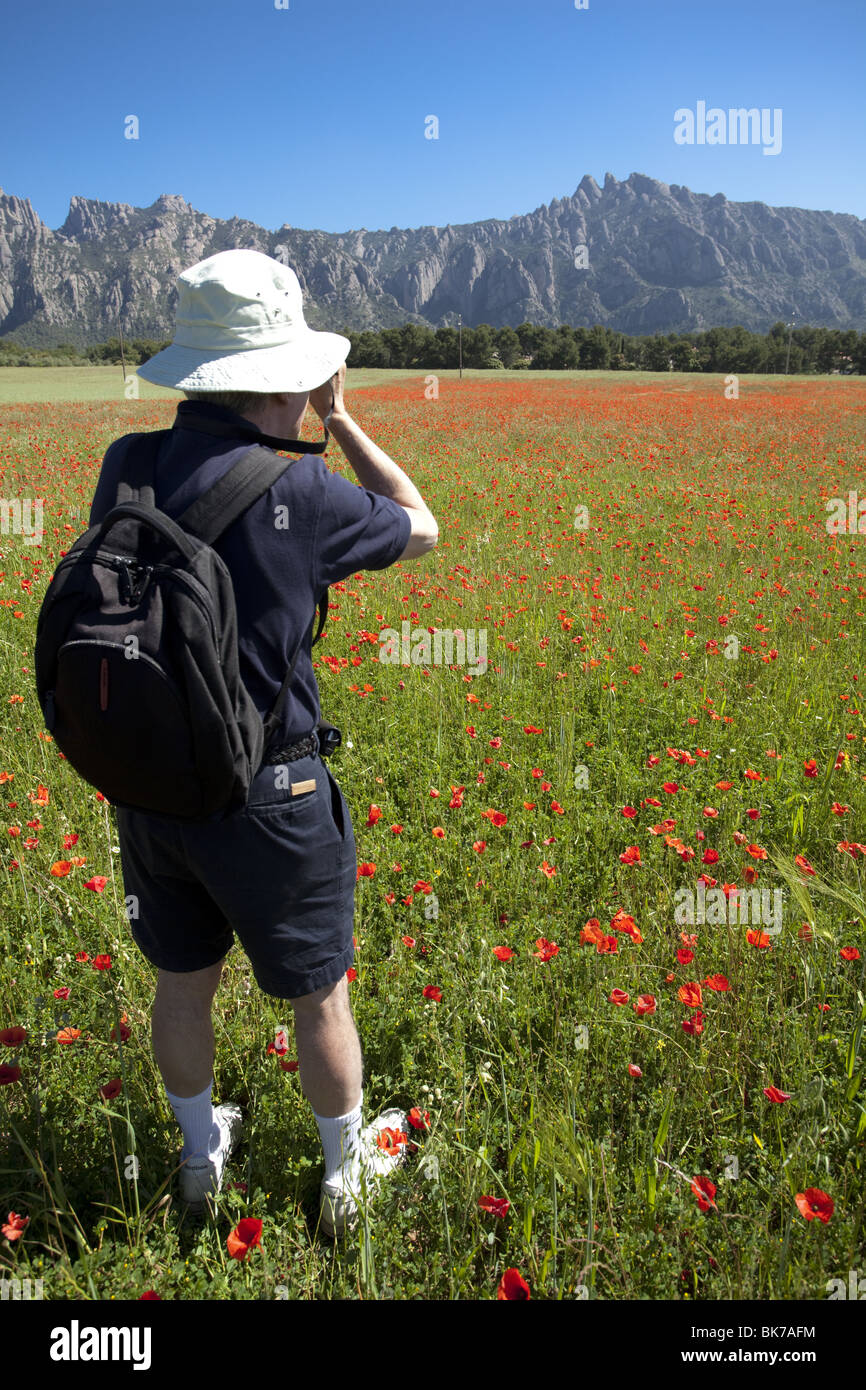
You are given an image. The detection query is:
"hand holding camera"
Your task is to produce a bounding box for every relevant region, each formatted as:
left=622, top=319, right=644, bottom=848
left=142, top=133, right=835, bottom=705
left=309, top=362, right=348, bottom=428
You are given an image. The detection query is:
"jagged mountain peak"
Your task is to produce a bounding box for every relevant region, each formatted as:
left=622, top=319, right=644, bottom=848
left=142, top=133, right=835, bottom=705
left=1, top=175, right=864, bottom=348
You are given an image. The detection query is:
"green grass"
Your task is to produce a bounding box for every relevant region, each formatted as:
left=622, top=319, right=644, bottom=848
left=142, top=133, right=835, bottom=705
left=1, top=364, right=860, bottom=403
left=0, top=372, right=864, bottom=1301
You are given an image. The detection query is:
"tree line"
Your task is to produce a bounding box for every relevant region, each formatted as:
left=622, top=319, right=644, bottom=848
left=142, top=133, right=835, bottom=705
left=1, top=320, right=863, bottom=374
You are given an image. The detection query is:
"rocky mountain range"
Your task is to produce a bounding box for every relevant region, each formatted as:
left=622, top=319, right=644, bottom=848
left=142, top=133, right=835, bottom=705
left=1, top=171, right=865, bottom=347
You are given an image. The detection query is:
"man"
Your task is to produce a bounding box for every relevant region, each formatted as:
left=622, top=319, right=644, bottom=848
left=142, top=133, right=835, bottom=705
left=88, top=248, right=438, bottom=1236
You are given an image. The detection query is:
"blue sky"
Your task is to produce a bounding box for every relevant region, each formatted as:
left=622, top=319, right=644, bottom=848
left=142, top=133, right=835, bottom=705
left=2, top=0, right=864, bottom=234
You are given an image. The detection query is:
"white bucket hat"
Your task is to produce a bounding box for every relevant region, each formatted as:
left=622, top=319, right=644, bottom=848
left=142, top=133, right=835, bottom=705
left=135, top=248, right=351, bottom=394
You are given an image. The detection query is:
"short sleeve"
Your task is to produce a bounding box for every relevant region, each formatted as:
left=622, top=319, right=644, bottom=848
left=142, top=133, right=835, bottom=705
left=315, top=465, right=413, bottom=589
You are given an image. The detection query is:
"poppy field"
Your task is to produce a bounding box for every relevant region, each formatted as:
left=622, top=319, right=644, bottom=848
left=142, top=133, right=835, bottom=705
left=1, top=370, right=865, bottom=1302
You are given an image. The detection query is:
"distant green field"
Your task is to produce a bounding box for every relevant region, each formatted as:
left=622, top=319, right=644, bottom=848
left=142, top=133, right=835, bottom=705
left=0, top=364, right=858, bottom=404
left=0, top=366, right=416, bottom=403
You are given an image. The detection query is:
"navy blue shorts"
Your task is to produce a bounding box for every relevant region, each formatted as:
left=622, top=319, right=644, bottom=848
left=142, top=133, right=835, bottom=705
left=113, top=733, right=358, bottom=999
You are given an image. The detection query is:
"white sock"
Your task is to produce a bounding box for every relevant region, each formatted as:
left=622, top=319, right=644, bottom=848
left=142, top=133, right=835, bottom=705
left=314, top=1093, right=363, bottom=1186
left=166, top=1079, right=220, bottom=1162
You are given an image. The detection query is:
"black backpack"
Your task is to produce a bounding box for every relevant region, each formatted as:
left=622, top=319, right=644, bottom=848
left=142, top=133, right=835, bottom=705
left=34, top=420, right=329, bottom=822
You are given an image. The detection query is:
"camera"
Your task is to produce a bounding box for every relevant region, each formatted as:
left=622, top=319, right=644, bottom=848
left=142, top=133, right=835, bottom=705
left=316, top=719, right=342, bottom=759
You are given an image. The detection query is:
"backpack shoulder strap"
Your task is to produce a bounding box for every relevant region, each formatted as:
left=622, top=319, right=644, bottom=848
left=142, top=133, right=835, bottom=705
left=261, top=588, right=329, bottom=753
left=176, top=444, right=292, bottom=545
left=113, top=430, right=172, bottom=509
left=174, top=441, right=331, bottom=750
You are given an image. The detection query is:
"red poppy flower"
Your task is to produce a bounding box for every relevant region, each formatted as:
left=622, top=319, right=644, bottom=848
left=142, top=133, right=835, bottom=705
left=492, top=946, right=514, bottom=961
left=794, top=854, right=816, bottom=877
left=279, top=1058, right=299, bottom=1072
left=376, top=1127, right=407, bottom=1157
left=497, top=1267, right=531, bottom=1300
left=479, top=1195, right=510, bottom=1218
left=795, top=1188, right=834, bottom=1223
left=110, top=1021, right=132, bottom=1042
left=407, top=1107, right=430, bottom=1130
left=0, top=1065, right=21, bottom=1085
left=628, top=1063, right=642, bottom=1078
left=422, top=986, right=442, bottom=1002
left=611, top=910, right=643, bottom=942
left=91, top=955, right=112, bottom=971
left=346, top=967, right=358, bottom=982
left=840, top=947, right=860, bottom=961
left=139, top=1290, right=161, bottom=1299
left=98, top=1078, right=122, bottom=1101
left=682, top=1011, right=705, bottom=1036
left=401, top=935, right=416, bottom=948
left=609, top=989, right=630, bottom=1006
left=227, top=1217, right=264, bottom=1260
left=357, top=863, right=376, bottom=878
left=763, top=1086, right=791, bottom=1103
left=75, top=951, right=89, bottom=962
left=702, top=974, right=730, bottom=992
left=1, top=1212, right=29, bottom=1241
left=54, top=987, right=70, bottom=1001
left=0, top=1027, right=26, bottom=1046
left=678, top=982, right=703, bottom=1008
left=746, top=929, right=772, bottom=949
left=691, top=1176, right=717, bottom=1211
left=580, top=918, right=603, bottom=944
left=534, top=938, right=559, bottom=962
left=56, top=1027, right=81, bottom=1044
left=633, top=994, right=656, bottom=1016
left=677, top=949, right=694, bottom=965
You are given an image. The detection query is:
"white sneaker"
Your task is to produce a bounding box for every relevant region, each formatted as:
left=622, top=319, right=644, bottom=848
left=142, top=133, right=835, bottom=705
left=179, top=1103, right=244, bottom=1213
left=319, top=1107, right=408, bottom=1238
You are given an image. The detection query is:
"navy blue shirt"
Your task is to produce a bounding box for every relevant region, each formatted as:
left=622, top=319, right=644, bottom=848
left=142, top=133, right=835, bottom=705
left=89, top=401, right=412, bottom=746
